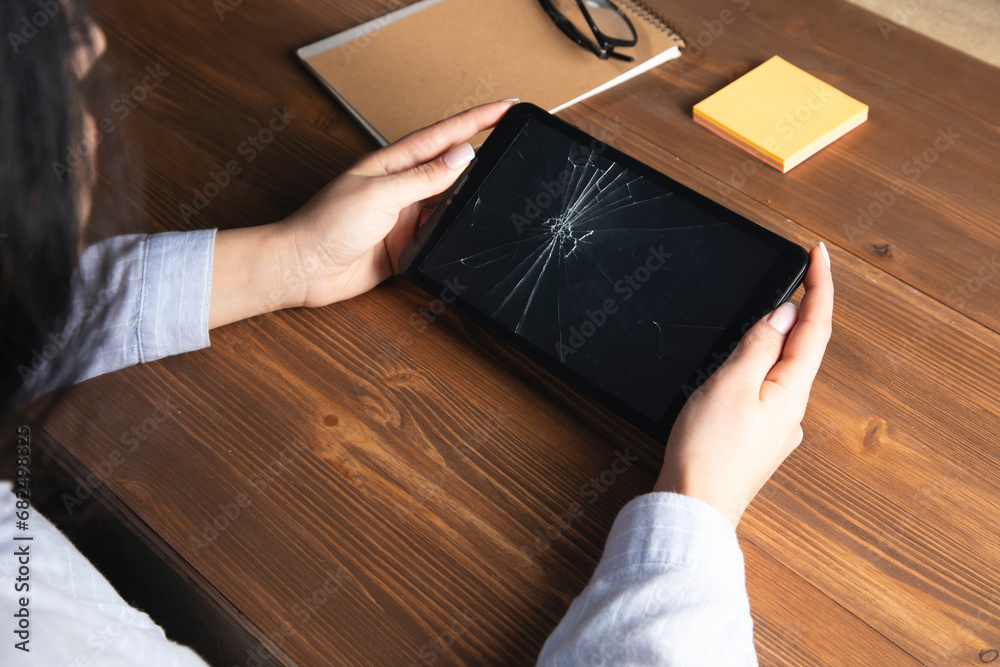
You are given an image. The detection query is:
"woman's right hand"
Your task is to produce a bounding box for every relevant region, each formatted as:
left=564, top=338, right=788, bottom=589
left=654, top=243, right=835, bottom=528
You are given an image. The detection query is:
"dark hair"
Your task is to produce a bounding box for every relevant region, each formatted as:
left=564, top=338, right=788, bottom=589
left=0, top=0, right=133, bottom=412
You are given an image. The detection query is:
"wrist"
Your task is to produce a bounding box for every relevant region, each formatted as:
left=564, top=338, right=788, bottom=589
left=208, top=222, right=305, bottom=329
left=270, top=219, right=309, bottom=311
left=653, top=468, right=744, bottom=530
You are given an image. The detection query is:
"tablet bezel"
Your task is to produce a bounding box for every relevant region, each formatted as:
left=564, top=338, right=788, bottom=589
left=400, top=103, right=809, bottom=441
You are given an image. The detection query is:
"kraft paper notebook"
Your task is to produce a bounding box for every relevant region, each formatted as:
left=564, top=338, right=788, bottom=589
left=297, top=0, right=685, bottom=146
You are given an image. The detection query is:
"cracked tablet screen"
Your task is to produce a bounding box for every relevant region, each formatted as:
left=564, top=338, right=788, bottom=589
left=419, top=118, right=779, bottom=421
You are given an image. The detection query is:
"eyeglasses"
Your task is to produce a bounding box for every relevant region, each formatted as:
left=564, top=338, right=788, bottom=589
left=537, top=0, right=638, bottom=62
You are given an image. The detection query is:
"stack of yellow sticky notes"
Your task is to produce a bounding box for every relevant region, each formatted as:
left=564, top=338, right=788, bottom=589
left=693, top=56, right=868, bottom=173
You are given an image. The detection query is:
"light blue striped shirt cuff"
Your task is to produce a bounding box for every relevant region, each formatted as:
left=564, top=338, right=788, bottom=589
left=21, top=230, right=216, bottom=398
left=537, top=492, right=757, bottom=666
left=134, top=231, right=215, bottom=365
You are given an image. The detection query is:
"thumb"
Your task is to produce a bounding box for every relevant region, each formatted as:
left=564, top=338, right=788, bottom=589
left=714, top=301, right=799, bottom=387
left=383, top=142, right=475, bottom=209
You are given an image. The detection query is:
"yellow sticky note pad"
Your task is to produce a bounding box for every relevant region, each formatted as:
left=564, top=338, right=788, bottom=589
left=693, top=56, right=868, bottom=172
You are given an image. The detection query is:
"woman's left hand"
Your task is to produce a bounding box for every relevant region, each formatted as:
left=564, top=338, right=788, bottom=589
left=282, top=99, right=516, bottom=307
left=209, top=99, right=516, bottom=329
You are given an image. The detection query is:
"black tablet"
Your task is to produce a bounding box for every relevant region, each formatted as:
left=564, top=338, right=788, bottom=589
left=400, top=103, right=808, bottom=441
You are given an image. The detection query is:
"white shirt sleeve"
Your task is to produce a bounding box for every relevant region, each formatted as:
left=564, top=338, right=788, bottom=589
left=0, top=482, right=209, bottom=666
left=537, top=492, right=757, bottom=666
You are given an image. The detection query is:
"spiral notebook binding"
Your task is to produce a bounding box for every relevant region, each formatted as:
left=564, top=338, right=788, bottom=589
left=621, top=0, right=685, bottom=46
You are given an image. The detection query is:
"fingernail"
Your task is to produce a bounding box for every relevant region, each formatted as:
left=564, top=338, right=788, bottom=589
left=819, top=241, right=831, bottom=269
left=500, top=97, right=520, bottom=103
left=767, top=301, right=798, bottom=335
left=443, top=142, right=475, bottom=170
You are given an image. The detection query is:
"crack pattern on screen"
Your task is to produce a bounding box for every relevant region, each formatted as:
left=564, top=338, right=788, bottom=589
left=490, top=150, right=687, bottom=331
left=418, top=131, right=779, bottom=420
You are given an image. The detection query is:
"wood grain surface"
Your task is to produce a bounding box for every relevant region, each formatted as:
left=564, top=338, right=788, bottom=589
left=11, top=0, right=1000, bottom=665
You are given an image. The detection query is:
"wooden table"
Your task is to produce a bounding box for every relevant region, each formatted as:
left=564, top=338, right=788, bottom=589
left=15, top=0, right=1000, bottom=664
